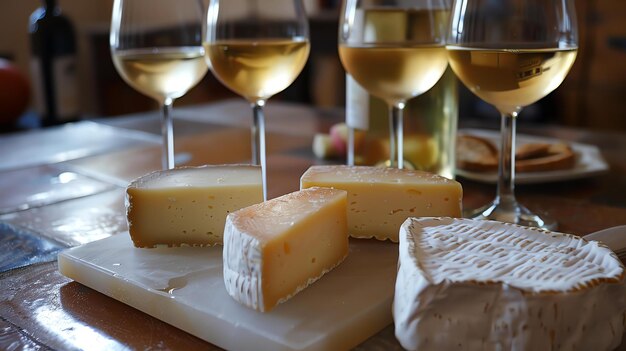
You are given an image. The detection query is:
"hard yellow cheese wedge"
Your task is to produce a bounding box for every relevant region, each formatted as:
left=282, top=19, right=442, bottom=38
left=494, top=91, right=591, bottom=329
left=300, top=165, right=462, bottom=242
left=126, top=165, right=263, bottom=248
left=223, top=187, right=348, bottom=312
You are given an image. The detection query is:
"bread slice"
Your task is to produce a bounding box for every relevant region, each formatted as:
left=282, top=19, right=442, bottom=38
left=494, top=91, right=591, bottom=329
left=515, top=142, right=551, bottom=160
left=456, top=135, right=498, bottom=172
left=516, top=143, right=576, bottom=172
left=456, top=135, right=577, bottom=173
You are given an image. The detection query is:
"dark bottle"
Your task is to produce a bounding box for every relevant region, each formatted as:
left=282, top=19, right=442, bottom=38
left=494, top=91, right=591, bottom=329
left=29, top=0, right=80, bottom=126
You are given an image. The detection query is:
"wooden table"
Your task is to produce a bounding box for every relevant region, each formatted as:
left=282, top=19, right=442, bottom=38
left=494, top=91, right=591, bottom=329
left=1, top=100, right=625, bottom=350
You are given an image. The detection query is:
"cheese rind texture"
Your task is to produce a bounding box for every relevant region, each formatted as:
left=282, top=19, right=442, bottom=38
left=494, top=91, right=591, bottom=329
left=394, top=217, right=626, bottom=351
left=223, top=187, right=349, bottom=312
left=300, top=165, right=462, bottom=242
left=126, top=165, right=263, bottom=248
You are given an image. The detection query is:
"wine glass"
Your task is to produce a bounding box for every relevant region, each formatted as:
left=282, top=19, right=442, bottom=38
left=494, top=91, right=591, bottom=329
left=446, top=0, right=578, bottom=229
left=204, top=0, right=310, bottom=201
left=110, top=0, right=208, bottom=170
left=339, top=0, right=450, bottom=169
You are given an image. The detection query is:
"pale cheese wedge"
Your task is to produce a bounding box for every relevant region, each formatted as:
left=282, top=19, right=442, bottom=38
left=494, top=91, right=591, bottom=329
left=223, top=187, right=349, bottom=312
left=300, top=165, right=462, bottom=242
left=126, top=165, right=262, bottom=248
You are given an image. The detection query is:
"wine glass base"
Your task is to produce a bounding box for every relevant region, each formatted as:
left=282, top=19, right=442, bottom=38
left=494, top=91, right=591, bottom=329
left=464, top=201, right=557, bottom=231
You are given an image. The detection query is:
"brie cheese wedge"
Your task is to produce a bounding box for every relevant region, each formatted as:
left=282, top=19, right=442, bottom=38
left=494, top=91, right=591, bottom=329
left=223, top=187, right=349, bottom=312
left=394, top=217, right=626, bottom=351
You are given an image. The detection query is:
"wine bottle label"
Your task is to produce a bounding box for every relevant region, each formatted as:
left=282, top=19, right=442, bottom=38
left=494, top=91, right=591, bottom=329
left=345, top=74, right=369, bottom=130
left=29, top=55, right=79, bottom=122
left=53, top=55, right=79, bottom=120
left=29, top=58, right=46, bottom=116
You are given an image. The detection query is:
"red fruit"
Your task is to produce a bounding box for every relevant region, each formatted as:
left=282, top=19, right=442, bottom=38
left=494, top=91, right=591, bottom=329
left=329, top=123, right=349, bottom=155
left=0, top=59, right=30, bottom=126
left=329, top=123, right=367, bottom=156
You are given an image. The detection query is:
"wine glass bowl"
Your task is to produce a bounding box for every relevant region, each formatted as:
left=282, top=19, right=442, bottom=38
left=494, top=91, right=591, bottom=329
left=112, top=47, right=207, bottom=104
left=339, top=0, right=450, bottom=169
left=204, top=0, right=310, bottom=200
left=205, top=40, right=309, bottom=104
left=110, top=0, right=208, bottom=170
left=446, top=0, right=578, bottom=229
left=339, top=42, right=448, bottom=106
left=446, top=48, right=577, bottom=116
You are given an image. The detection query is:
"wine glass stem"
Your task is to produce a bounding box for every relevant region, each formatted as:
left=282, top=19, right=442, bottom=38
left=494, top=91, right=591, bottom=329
left=347, top=126, right=355, bottom=166
left=388, top=103, right=405, bottom=169
left=496, top=111, right=520, bottom=210
left=161, top=98, right=175, bottom=170
left=251, top=101, right=267, bottom=201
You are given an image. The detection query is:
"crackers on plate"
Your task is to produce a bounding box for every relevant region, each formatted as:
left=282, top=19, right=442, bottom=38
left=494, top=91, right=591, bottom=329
left=456, top=134, right=577, bottom=173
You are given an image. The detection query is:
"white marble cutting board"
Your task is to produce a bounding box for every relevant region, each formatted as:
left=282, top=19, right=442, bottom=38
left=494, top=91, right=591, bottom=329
left=58, top=233, right=398, bottom=351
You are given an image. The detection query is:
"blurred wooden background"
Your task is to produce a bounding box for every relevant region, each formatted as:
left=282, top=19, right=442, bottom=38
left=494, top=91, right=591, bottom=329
left=0, top=0, right=624, bottom=130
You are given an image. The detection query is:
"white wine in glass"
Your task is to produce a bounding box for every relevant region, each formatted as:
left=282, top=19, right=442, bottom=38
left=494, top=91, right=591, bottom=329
left=205, top=39, right=309, bottom=102
left=447, top=48, right=578, bottom=115
left=339, top=4, right=450, bottom=169
left=112, top=47, right=207, bottom=102
left=111, top=0, right=208, bottom=170
left=204, top=0, right=310, bottom=200
left=446, top=0, right=578, bottom=229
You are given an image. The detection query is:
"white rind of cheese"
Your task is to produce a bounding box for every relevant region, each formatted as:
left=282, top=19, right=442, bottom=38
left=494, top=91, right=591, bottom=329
left=394, top=217, right=626, bottom=351
left=126, top=164, right=262, bottom=248
left=223, top=187, right=349, bottom=312
left=300, top=165, right=462, bottom=242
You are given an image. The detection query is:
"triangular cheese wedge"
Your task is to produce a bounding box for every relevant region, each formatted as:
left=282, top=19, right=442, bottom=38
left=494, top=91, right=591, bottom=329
left=300, top=165, right=462, bottom=242
left=223, top=187, right=349, bottom=312
left=126, top=165, right=262, bottom=247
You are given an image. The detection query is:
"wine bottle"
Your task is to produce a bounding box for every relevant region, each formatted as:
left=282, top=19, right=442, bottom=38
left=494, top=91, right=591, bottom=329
left=29, top=0, right=80, bottom=126
left=346, top=68, right=458, bottom=180
left=344, top=6, right=458, bottom=179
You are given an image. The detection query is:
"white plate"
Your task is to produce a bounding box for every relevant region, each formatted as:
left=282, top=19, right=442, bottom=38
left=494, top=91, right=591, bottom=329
left=455, top=129, right=609, bottom=184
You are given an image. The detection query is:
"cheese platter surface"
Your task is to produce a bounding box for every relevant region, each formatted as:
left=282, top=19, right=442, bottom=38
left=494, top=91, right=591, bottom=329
left=58, top=233, right=399, bottom=351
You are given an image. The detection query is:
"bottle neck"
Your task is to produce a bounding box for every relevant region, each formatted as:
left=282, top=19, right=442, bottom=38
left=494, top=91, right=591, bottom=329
left=42, top=0, right=59, bottom=14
